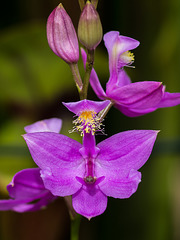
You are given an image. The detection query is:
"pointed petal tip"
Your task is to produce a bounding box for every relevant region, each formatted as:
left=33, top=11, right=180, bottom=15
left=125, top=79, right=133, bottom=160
left=158, top=82, right=163, bottom=88
left=136, top=40, right=140, bottom=47
left=58, top=3, right=63, bottom=8
left=151, top=130, right=160, bottom=135
left=21, top=134, right=26, bottom=139
left=22, top=133, right=29, bottom=141
left=146, top=130, right=160, bottom=139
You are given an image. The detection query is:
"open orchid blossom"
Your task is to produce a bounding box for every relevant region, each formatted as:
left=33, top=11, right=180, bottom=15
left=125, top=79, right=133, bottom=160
left=17, top=101, right=158, bottom=219
left=0, top=118, right=62, bottom=212
left=81, top=31, right=180, bottom=117
left=23, top=128, right=158, bottom=219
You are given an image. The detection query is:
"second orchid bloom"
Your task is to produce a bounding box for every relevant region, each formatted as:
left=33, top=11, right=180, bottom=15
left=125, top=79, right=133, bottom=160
left=82, top=31, right=180, bottom=117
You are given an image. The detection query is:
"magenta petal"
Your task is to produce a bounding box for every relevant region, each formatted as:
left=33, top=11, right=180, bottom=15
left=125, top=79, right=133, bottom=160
left=104, top=31, right=139, bottom=75
left=116, top=69, right=131, bottom=87
left=23, top=133, right=83, bottom=168
left=81, top=48, right=106, bottom=99
left=96, top=130, right=158, bottom=175
left=7, top=168, right=46, bottom=200
left=106, top=69, right=131, bottom=94
left=12, top=192, right=56, bottom=212
left=116, top=35, right=140, bottom=53
left=103, top=31, right=120, bottom=54
left=115, top=104, right=157, bottom=117
left=155, top=91, right=180, bottom=108
left=104, top=31, right=140, bottom=56
left=89, top=70, right=107, bottom=99
left=63, top=99, right=110, bottom=115
left=72, top=185, right=107, bottom=219
left=23, top=132, right=84, bottom=196
left=0, top=199, right=34, bottom=211
left=95, top=130, right=158, bottom=199
left=24, top=118, right=62, bottom=133
left=0, top=169, right=56, bottom=212
left=109, top=81, right=163, bottom=109
left=115, top=90, right=180, bottom=117
left=0, top=192, right=56, bottom=212
left=98, top=169, right=141, bottom=198
left=40, top=164, right=84, bottom=196
left=103, top=31, right=120, bottom=77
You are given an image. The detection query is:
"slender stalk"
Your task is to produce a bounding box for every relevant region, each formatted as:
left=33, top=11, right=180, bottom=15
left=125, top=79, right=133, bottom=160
left=81, top=49, right=95, bottom=99
left=64, top=196, right=77, bottom=219
left=78, top=0, right=85, bottom=10
left=70, top=63, right=83, bottom=97
left=64, top=196, right=81, bottom=240
left=71, top=215, right=82, bottom=240
left=98, top=101, right=114, bottom=121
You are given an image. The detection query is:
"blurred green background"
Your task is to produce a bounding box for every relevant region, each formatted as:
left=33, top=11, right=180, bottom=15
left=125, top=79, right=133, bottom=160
left=0, top=0, right=180, bottom=239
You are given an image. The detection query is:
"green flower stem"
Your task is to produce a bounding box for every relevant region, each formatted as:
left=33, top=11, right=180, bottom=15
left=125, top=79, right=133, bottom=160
left=64, top=196, right=81, bottom=240
left=81, top=49, right=95, bottom=99
left=70, top=63, right=83, bottom=97
left=71, top=215, right=82, bottom=240
left=78, top=0, right=85, bottom=10
left=98, top=101, right=114, bottom=121
left=64, top=196, right=77, bottom=219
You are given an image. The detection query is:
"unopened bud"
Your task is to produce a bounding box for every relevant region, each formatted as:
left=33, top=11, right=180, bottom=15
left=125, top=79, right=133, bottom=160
left=47, top=4, right=79, bottom=64
left=78, top=1, right=103, bottom=50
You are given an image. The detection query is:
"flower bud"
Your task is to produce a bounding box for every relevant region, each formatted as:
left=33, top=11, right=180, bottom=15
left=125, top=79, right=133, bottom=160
left=78, top=1, right=103, bottom=50
left=47, top=4, right=79, bottom=63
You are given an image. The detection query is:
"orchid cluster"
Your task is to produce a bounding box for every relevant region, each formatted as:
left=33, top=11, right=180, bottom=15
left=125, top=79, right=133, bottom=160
left=1, top=0, right=180, bottom=221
